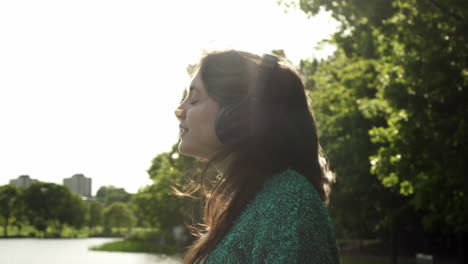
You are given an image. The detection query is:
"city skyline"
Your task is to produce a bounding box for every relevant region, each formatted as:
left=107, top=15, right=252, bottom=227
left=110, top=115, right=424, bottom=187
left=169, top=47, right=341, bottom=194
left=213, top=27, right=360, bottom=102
left=9, top=174, right=98, bottom=196
left=7, top=173, right=140, bottom=197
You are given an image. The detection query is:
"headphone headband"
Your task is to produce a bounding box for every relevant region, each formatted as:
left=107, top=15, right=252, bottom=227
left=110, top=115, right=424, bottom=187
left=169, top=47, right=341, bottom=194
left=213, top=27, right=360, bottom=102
left=215, top=53, right=279, bottom=143
left=261, top=53, right=279, bottom=69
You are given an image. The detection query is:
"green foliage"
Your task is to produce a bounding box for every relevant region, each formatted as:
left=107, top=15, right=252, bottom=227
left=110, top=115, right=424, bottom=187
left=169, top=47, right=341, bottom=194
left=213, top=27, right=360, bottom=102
left=62, top=191, right=87, bottom=229
left=88, top=201, right=104, bottom=229
left=91, top=238, right=178, bottom=255
left=11, top=190, right=28, bottom=234
left=91, top=230, right=180, bottom=255
left=132, top=183, right=184, bottom=231
left=302, top=50, right=403, bottom=239
left=103, top=202, right=136, bottom=232
left=0, top=224, right=94, bottom=238
left=133, top=143, right=196, bottom=231
left=298, top=0, right=468, bottom=234
left=96, top=186, right=132, bottom=206
left=0, top=185, right=22, bottom=237
left=271, top=49, right=286, bottom=58
left=23, top=182, right=86, bottom=235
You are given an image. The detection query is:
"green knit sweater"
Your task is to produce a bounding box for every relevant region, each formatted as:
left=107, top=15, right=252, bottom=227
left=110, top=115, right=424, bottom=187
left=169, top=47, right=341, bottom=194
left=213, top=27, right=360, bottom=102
left=204, top=169, right=340, bottom=264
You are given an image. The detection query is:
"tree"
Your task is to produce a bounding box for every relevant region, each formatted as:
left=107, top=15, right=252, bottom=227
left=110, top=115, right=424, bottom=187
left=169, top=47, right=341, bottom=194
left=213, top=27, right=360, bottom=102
left=60, top=191, right=87, bottom=230
left=132, top=182, right=186, bottom=231
left=132, top=141, right=198, bottom=237
left=96, top=186, right=132, bottom=206
left=134, top=143, right=194, bottom=230
left=292, top=0, right=468, bottom=262
left=103, top=202, right=136, bottom=233
left=297, top=0, right=468, bottom=232
left=11, top=190, right=28, bottom=236
left=88, top=201, right=104, bottom=231
left=23, top=182, right=86, bottom=236
left=0, top=185, right=21, bottom=237
left=301, top=53, right=407, bottom=248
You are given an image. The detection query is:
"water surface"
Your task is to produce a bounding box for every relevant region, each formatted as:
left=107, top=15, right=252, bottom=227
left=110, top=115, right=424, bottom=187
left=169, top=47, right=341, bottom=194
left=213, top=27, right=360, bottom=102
left=0, top=238, right=181, bottom=264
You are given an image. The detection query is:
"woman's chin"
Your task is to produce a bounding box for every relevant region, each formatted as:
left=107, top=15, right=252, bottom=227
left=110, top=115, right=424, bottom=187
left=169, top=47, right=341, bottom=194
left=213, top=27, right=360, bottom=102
left=178, top=142, right=188, bottom=155
left=178, top=143, right=196, bottom=158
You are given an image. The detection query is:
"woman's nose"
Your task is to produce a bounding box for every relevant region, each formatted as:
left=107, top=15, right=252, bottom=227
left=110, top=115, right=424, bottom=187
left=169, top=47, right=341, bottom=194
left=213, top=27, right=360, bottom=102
left=175, top=108, right=185, bottom=120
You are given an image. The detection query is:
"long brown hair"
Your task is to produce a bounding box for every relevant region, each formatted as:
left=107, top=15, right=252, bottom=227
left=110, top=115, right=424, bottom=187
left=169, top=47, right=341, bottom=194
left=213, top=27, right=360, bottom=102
left=181, top=50, right=335, bottom=263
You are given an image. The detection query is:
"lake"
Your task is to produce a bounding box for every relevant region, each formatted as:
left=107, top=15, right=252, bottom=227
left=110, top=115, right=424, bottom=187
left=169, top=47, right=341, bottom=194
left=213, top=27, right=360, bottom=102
left=0, top=238, right=182, bottom=264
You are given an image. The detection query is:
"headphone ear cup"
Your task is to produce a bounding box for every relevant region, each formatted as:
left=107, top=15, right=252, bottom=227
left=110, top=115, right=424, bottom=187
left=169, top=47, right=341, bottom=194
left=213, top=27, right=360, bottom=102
left=215, top=104, right=239, bottom=143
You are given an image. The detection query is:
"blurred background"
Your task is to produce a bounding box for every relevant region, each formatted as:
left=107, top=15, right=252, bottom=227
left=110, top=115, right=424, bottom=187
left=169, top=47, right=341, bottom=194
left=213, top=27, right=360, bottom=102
left=0, top=0, right=466, bottom=264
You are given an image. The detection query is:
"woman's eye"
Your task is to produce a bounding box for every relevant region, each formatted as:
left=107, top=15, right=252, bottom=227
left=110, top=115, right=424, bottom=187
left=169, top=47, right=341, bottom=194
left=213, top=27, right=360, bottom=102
left=190, top=100, right=198, bottom=105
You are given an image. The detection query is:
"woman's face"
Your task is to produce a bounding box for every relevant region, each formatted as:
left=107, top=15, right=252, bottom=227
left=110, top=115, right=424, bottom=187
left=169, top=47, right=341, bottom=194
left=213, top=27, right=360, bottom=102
left=176, top=72, right=223, bottom=159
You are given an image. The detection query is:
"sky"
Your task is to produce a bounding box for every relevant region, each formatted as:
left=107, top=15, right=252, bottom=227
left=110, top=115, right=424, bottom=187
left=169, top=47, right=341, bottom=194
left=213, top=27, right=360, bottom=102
left=0, top=0, right=339, bottom=195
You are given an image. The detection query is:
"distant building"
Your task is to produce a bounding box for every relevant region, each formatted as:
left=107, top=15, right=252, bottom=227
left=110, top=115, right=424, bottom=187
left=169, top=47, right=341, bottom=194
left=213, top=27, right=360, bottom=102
left=63, top=174, right=92, bottom=198
left=9, top=175, right=38, bottom=188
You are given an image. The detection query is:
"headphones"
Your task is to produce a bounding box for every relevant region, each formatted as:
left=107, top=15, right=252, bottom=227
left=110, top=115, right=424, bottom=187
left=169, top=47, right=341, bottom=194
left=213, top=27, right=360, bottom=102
left=215, top=54, right=279, bottom=143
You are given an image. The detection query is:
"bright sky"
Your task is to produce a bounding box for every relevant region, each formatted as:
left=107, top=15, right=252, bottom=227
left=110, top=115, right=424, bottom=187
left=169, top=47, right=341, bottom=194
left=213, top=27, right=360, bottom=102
left=0, top=0, right=339, bottom=195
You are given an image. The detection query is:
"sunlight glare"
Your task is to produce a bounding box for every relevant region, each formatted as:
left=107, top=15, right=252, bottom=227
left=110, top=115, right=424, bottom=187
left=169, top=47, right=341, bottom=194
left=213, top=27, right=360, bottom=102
left=0, top=0, right=339, bottom=194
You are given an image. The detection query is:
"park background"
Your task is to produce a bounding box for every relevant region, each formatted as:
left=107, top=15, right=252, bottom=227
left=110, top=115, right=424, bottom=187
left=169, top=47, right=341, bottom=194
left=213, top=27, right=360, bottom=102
left=1, top=1, right=467, bottom=264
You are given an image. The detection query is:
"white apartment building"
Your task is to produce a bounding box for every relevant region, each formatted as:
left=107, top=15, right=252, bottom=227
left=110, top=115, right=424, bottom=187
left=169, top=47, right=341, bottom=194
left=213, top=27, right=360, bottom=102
left=63, top=174, right=92, bottom=198
left=9, top=175, right=38, bottom=188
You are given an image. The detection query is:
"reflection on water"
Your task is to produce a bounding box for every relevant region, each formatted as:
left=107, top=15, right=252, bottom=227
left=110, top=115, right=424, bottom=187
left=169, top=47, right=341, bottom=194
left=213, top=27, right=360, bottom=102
left=0, top=238, right=182, bottom=264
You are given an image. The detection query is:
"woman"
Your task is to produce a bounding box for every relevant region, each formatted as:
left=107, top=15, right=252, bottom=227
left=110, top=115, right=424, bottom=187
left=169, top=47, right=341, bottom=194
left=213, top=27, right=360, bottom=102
left=175, top=50, right=339, bottom=263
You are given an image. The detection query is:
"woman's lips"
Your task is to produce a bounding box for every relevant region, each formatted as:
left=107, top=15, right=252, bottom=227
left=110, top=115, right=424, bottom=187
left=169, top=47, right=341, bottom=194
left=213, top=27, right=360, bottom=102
left=179, top=127, right=188, bottom=136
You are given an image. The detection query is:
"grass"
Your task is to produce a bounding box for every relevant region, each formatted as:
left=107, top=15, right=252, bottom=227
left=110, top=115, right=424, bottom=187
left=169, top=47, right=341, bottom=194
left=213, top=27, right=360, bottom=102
left=91, top=230, right=179, bottom=255
left=90, top=239, right=178, bottom=255
left=0, top=225, right=96, bottom=238
left=0, top=225, right=36, bottom=237
left=0, top=225, right=140, bottom=238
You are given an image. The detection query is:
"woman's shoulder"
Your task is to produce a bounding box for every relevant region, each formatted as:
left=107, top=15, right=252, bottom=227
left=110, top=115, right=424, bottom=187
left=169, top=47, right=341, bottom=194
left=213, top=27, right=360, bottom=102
left=239, top=169, right=339, bottom=263
left=205, top=169, right=340, bottom=264
left=233, top=168, right=335, bottom=242
left=251, top=169, right=325, bottom=216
